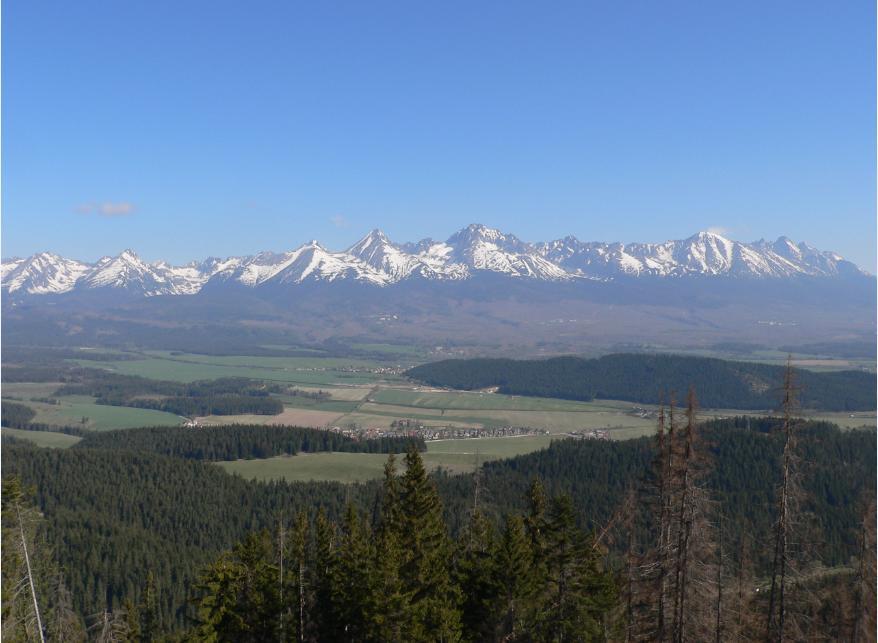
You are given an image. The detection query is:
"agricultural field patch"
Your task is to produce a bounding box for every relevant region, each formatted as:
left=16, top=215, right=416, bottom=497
left=426, top=435, right=555, bottom=458
left=26, top=396, right=184, bottom=431
left=275, top=395, right=361, bottom=414
left=1, top=382, right=64, bottom=399
left=217, top=452, right=393, bottom=483
left=195, top=408, right=345, bottom=428
left=297, top=386, right=373, bottom=401
left=369, top=388, right=604, bottom=412
left=1, top=427, right=82, bottom=448
left=143, top=351, right=391, bottom=371
left=332, top=412, right=483, bottom=430
left=73, top=356, right=390, bottom=386
left=217, top=434, right=556, bottom=482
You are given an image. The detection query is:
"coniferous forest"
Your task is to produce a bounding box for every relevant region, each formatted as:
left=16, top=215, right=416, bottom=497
left=407, top=354, right=877, bottom=411
left=2, top=388, right=876, bottom=641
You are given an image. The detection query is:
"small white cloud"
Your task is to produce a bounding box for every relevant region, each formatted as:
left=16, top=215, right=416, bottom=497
left=75, top=202, right=136, bottom=217
left=330, top=214, right=349, bottom=229
left=707, top=226, right=731, bottom=236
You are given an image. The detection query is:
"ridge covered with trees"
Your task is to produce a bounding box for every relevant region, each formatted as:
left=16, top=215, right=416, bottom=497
left=74, top=424, right=425, bottom=460
left=2, top=408, right=874, bottom=637
left=406, top=353, right=876, bottom=410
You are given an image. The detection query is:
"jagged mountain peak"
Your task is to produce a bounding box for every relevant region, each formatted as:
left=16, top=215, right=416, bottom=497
left=1, top=226, right=867, bottom=297
left=347, top=228, right=393, bottom=255
left=447, top=223, right=515, bottom=246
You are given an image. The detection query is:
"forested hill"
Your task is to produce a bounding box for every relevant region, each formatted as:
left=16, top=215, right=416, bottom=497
left=2, top=418, right=874, bottom=633
left=407, top=353, right=876, bottom=410
left=75, top=424, right=424, bottom=460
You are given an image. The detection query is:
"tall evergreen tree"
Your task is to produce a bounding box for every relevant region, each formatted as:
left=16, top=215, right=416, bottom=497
left=311, top=509, right=337, bottom=641
left=456, top=510, right=497, bottom=641
left=332, top=504, right=375, bottom=641
left=191, top=531, right=280, bottom=642
left=370, top=454, right=408, bottom=642
left=492, top=514, right=536, bottom=641
left=539, top=494, right=616, bottom=641
left=398, top=445, right=462, bottom=642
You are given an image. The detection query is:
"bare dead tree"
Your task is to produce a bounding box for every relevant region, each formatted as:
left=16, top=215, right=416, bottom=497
left=665, top=388, right=719, bottom=643
left=87, top=609, right=131, bottom=643
left=48, top=569, right=86, bottom=642
left=655, top=402, right=670, bottom=642
left=725, top=533, right=756, bottom=642
left=766, top=358, right=803, bottom=642
left=291, top=511, right=309, bottom=643
left=714, top=513, right=724, bottom=643
left=278, top=516, right=286, bottom=643
left=670, top=391, right=696, bottom=643
left=852, top=496, right=877, bottom=642
left=2, top=477, right=46, bottom=643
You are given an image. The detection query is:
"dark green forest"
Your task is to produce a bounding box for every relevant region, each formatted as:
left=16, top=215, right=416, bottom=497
left=75, top=424, right=425, bottom=460
left=2, top=415, right=874, bottom=639
left=407, top=353, right=876, bottom=410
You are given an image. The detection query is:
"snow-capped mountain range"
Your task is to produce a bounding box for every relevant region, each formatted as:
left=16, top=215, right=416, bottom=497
left=1, top=225, right=867, bottom=297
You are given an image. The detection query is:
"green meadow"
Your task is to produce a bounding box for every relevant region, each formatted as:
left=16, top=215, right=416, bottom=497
left=1, top=427, right=82, bottom=448
left=217, top=434, right=557, bottom=483
left=23, top=396, right=183, bottom=431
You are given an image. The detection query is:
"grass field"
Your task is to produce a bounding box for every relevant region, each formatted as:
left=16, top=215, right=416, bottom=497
left=196, top=408, right=346, bottom=428
left=1, top=427, right=82, bottom=448
left=21, top=396, right=183, bottom=431
left=8, top=349, right=870, bottom=442
left=368, top=388, right=602, bottom=412
left=276, top=395, right=362, bottom=414
left=73, top=352, right=398, bottom=386
left=1, top=382, right=64, bottom=399
left=217, top=434, right=557, bottom=482
left=298, top=386, right=373, bottom=401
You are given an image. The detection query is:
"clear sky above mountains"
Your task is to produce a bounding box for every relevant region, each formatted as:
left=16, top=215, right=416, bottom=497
left=3, top=1, right=875, bottom=269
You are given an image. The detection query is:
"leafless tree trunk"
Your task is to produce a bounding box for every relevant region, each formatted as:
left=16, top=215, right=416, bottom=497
left=278, top=518, right=285, bottom=643
left=852, top=497, right=877, bottom=642
left=13, top=488, right=46, bottom=643
left=714, top=514, right=724, bottom=643
left=767, top=359, right=800, bottom=642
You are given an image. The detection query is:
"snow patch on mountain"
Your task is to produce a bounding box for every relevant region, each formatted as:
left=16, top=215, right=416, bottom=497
left=2, top=226, right=867, bottom=297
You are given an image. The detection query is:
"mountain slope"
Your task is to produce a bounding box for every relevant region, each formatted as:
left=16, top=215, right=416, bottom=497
left=1, top=225, right=868, bottom=297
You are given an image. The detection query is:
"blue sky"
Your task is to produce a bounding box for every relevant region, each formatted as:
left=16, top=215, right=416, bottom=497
left=3, top=1, right=875, bottom=268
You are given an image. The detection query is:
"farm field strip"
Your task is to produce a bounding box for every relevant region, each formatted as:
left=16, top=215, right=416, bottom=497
left=72, top=358, right=387, bottom=386
left=217, top=434, right=557, bottom=482
left=10, top=396, right=183, bottom=431
left=141, top=350, right=395, bottom=371
left=275, top=395, right=362, bottom=413
left=368, top=388, right=606, bottom=411
left=1, top=382, right=65, bottom=398
left=1, top=427, right=82, bottom=448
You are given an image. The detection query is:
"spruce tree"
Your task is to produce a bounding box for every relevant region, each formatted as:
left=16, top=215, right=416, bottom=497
left=541, top=494, right=617, bottom=642
left=311, top=509, right=337, bottom=641
left=191, top=531, right=280, bottom=642
left=333, top=504, right=375, bottom=641
left=492, top=514, right=536, bottom=640
left=398, top=445, right=462, bottom=642
left=370, top=454, right=408, bottom=641
left=456, top=510, right=497, bottom=641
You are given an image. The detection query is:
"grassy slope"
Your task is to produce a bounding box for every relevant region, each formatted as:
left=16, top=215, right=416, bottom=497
left=217, top=434, right=556, bottom=482
left=23, top=396, right=183, bottom=431
left=1, top=427, right=82, bottom=448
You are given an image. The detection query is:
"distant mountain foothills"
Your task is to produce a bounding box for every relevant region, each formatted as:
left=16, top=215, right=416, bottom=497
left=1, top=224, right=869, bottom=297
left=407, top=354, right=877, bottom=411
